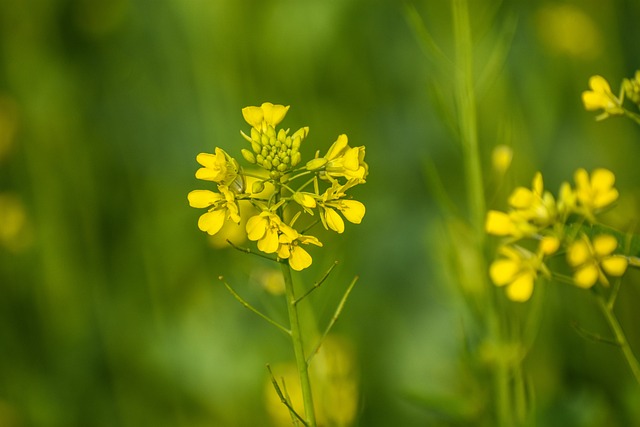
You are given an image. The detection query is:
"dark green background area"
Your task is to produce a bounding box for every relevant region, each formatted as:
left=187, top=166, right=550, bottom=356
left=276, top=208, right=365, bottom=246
left=1, top=1, right=640, bottom=426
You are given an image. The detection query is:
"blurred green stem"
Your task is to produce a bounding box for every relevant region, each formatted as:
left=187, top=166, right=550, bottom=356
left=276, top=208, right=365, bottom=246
left=281, top=263, right=317, bottom=427
left=452, top=0, right=513, bottom=424
left=596, top=294, right=640, bottom=385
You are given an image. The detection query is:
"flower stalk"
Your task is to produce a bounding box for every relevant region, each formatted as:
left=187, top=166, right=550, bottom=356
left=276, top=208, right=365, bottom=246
left=281, top=262, right=317, bottom=426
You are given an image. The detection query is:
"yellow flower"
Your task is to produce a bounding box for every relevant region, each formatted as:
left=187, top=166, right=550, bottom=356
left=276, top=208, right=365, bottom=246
left=310, top=134, right=368, bottom=182
left=507, top=172, right=557, bottom=227
left=539, top=235, right=560, bottom=255
left=489, top=245, right=540, bottom=302
left=573, top=168, right=618, bottom=221
left=566, top=234, right=628, bottom=288
left=195, top=147, right=240, bottom=187
left=485, top=210, right=517, bottom=236
left=246, top=212, right=289, bottom=254
left=318, top=180, right=366, bottom=233
left=188, top=185, right=240, bottom=236
left=242, top=102, right=289, bottom=132
left=582, top=75, right=624, bottom=120
left=278, top=233, right=323, bottom=271
left=491, top=145, right=513, bottom=174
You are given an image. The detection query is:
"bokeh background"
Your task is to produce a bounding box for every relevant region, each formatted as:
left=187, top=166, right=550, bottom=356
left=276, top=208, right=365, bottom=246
left=2, top=0, right=640, bottom=426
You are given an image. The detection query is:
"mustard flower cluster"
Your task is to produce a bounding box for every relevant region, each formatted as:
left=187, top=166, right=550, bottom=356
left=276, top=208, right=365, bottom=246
left=188, top=102, right=368, bottom=271
left=582, top=71, right=640, bottom=124
left=486, top=168, right=627, bottom=301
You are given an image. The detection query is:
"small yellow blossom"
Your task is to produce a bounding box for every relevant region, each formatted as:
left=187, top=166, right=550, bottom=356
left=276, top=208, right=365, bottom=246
left=573, top=168, right=618, bottom=221
left=278, top=233, right=323, bottom=271
left=566, top=233, right=628, bottom=288
left=489, top=245, right=541, bottom=302
left=310, top=134, right=368, bottom=183
left=318, top=180, right=366, bottom=233
left=195, top=147, right=240, bottom=186
left=187, top=185, right=240, bottom=236
left=246, top=212, right=290, bottom=254
left=582, top=75, right=624, bottom=120
left=242, top=102, right=289, bottom=131
left=508, top=172, right=557, bottom=227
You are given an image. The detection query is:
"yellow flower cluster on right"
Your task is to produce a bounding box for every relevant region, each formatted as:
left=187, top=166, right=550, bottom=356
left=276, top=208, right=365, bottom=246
left=582, top=71, right=640, bottom=125
left=486, top=168, right=627, bottom=301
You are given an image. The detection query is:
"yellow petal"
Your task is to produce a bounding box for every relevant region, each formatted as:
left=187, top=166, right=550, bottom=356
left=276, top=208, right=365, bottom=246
left=325, top=134, right=349, bottom=160
left=188, top=190, right=222, bottom=208
left=242, top=106, right=264, bottom=128
left=540, top=236, right=560, bottom=255
left=593, top=189, right=618, bottom=208
left=261, top=102, right=289, bottom=126
left=246, top=215, right=267, bottom=241
left=258, top=227, right=279, bottom=253
left=601, top=256, right=628, bottom=276
left=573, top=264, right=599, bottom=288
left=532, top=172, right=544, bottom=196
left=325, top=207, right=345, bottom=233
left=508, top=187, right=534, bottom=209
left=591, top=168, right=615, bottom=190
left=489, top=259, right=519, bottom=286
left=198, top=210, right=226, bottom=235
left=340, top=200, right=365, bottom=224
left=582, top=92, right=610, bottom=111
left=485, top=210, right=515, bottom=236
left=289, top=246, right=313, bottom=271
left=567, top=239, right=590, bottom=266
left=593, top=234, right=617, bottom=256
left=506, top=273, right=534, bottom=302
left=589, top=75, right=612, bottom=94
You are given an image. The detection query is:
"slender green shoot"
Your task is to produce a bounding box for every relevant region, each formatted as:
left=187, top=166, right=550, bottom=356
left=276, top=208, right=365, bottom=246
left=307, top=276, right=358, bottom=365
left=220, top=277, right=291, bottom=336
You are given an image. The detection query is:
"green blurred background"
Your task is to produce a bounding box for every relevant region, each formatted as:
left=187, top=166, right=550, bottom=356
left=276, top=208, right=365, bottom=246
left=2, top=0, right=640, bottom=426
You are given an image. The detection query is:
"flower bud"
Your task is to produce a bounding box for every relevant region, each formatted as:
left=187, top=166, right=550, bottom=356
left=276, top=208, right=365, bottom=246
left=306, top=157, right=328, bottom=171
left=252, top=180, right=265, bottom=194
left=291, top=152, right=302, bottom=167
left=241, top=149, right=256, bottom=164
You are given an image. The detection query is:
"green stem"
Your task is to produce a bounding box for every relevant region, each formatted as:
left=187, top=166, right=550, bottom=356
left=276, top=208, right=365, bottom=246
left=596, top=295, right=640, bottom=385
left=281, top=262, right=317, bottom=426
left=452, top=0, right=511, bottom=424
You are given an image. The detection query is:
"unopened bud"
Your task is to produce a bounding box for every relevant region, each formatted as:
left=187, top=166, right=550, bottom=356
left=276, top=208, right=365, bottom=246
left=241, top=149, right=256, bottom=164
left=306, top=157, right=328, bottom=171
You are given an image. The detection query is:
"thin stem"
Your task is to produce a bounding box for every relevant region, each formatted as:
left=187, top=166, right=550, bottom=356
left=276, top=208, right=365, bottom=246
left=226, top=239, right=279, bottom=263
left=267, top=364, right=308, bottom=426
left=307, top=276, right=358, bottom=364
left=295, top=261, right=339, bottom=305
left=452, top=0, right=512, bottom=424
left=220, top=277, right=291, bottom=336
left=624, top=109, right=640, bottom=126
left=596, top=294, right=640, bottom=385
left=281, top=263, right=317, bottom=426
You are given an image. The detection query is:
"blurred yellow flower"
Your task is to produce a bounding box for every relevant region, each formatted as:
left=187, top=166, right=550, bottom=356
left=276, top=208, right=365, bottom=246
left=582, top=75, right=624, bottom=120
left=573, top=168, right=618, bottom=222
left=623, top=70, right=640, bottom=105
left=489, top=245, right=540, bottom=302
left=535, top=4, right=602, bottom=60
left=491, top=145, right=513, bottom=174
left=567, top=234, right=627, bottom=288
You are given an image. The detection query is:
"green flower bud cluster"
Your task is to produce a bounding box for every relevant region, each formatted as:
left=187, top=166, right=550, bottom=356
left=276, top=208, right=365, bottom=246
left=242, top=122, right=307, bottom=173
